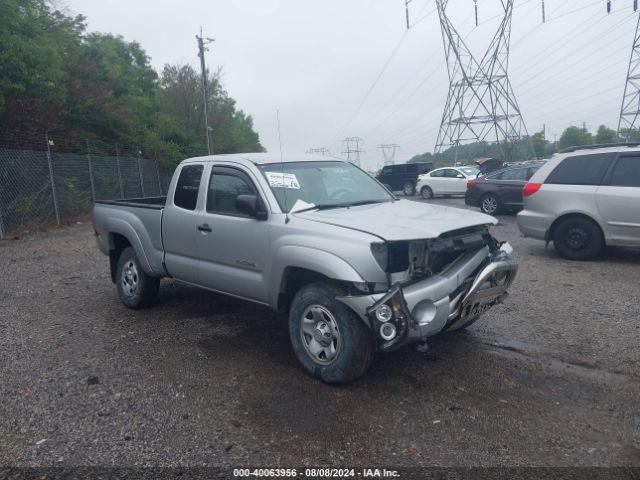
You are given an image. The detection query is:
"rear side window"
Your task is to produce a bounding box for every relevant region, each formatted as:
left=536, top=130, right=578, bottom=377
left=609, top=156, right=640, bottom=187
left=546, top=153, right=613, bottom=186
left=501, top=168, right=528, bottom=181
left=174, top=164, right=203, bottom=210
left=430, top=170, right=445, bottom=177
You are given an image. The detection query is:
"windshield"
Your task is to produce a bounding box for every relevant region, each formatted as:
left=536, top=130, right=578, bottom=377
left=258, top=161, right=394, bottom=213
left=459, top=166, right=479, bottom=176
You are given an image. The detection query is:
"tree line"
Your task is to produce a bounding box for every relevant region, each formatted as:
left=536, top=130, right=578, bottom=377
left=0, top=0, right=263, bottom=168
left=409, top=124, right=632, bottom=167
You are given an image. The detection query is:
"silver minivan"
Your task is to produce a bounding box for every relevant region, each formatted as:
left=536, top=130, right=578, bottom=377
left=517, top=144, right=640, bottom=260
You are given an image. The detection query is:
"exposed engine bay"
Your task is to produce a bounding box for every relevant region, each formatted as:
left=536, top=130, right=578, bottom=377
left=388, top=226, right=501, bottom=284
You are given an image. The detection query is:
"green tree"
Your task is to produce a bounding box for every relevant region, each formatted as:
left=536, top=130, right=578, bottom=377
left=594, top=125, right=618, bottom=144
left=558, top=126, right=592, bottom=150
left=0, top=1, right=263, bottom=163
left=530, top=131, right=548, bottom=159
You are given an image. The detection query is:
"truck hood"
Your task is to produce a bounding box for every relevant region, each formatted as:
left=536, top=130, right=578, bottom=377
left=294, top=199, right=497, bottom=242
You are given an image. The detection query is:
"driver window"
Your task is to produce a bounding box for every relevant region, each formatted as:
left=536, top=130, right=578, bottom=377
left=207, top=172, right=255, bottom=215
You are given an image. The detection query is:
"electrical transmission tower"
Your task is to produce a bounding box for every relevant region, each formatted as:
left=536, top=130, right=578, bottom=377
left=306, top=147, right=331, bottom=155
left=342, top=137, right=364, bottom=167
left=434, top=0, right=528, bottom=163
left=377, top=144, right=400, bottom=166
left=618, top=10, right=640, bottom=141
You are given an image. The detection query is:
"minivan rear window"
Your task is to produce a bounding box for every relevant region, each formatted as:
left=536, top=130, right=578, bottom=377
left=546, top=153, right=614, bottom=186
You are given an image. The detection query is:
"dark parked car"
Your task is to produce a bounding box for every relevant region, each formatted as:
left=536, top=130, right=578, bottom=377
left=376, top=162, right=434, bottom=196
left=466, top=164, right=542, bottom=214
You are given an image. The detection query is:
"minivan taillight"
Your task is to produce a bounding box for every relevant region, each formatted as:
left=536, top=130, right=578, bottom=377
left=523, top=182, right=542, bottom=197
left=467, top=181, right=476, bottom=188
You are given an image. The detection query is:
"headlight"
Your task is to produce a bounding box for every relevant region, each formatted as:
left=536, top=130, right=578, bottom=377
left=370, top=243, right=388, bottom=271
left=375, top=304, right=393, bottom=322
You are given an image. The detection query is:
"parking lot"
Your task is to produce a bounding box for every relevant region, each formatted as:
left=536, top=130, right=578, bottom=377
left=1, top=196, right=639, bottom=468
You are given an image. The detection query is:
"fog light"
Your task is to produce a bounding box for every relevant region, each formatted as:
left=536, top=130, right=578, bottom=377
left=380, top=323, right=397, bottom=341
left=375, top=304, right=393, bottom=323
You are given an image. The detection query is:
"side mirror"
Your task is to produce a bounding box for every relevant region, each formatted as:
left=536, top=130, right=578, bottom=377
left=236, top=194, right=268, bottom=220
left=456, top=174, right=465, bottom=179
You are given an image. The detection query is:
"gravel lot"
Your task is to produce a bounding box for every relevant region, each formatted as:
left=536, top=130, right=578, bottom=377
left=1, top=197, right=639, bottom=468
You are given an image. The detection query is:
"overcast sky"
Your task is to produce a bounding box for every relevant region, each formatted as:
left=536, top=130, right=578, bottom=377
left=62, top=0, right=638, bottom=170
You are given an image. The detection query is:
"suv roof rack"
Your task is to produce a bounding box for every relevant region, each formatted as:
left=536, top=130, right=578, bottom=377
left=558, top=142, right=640, bottom=153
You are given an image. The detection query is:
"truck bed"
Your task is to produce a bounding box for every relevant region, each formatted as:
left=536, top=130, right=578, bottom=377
left=95, top=196, right=167, bottom=210
left=93, top=197, right=167, bottom=278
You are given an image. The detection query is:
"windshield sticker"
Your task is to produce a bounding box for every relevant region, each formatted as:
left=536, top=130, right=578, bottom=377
left=265, top=172, right=301, bottom=189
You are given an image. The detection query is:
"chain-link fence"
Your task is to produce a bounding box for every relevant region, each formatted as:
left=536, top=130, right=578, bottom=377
left=0, top=145, right=168, bottom=239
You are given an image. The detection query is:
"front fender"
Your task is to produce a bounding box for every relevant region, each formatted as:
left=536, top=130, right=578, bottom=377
left=268, top=245, right=365, bottom=308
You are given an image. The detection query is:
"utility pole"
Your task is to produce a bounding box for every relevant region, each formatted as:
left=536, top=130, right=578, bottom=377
left=306, top=147, right=331, bottom=156
left=618, top=9, right=640, bottom=141
left=197, top=28, right=215, bottom=155
left=342, top=137, right=364, bottom=167
left=377, top=144, right=400, bottom=166
left=434, top=0, right=529, bottom=163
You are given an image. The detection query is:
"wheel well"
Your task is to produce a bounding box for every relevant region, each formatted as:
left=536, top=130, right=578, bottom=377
left=109, top=233, right=131, bottom=283
left=277, top=267, right=330, bottom=314
left=546, top=213, right=604, bottom=243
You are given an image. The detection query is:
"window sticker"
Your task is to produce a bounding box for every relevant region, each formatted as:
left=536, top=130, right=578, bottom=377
left=265, top=172, right=301, bottom=189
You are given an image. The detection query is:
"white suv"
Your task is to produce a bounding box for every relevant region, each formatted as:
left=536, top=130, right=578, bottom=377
left=517, top=144, right=640, bottom=260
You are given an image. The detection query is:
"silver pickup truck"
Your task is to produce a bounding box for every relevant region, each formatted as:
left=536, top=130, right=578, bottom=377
left=93, top=153, right=517, bottom=383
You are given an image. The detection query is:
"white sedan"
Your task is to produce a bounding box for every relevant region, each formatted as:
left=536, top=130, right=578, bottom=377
left=416, top=166, right=479, bottom=199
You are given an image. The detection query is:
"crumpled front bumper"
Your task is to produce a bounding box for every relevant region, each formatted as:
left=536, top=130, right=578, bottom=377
left=338, top=243, right=517, bottom=351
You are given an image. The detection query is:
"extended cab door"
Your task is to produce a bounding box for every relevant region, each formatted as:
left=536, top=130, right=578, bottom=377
left=195, top=165, right=270, bottom=303
left=162, top=163, right=204, bottom=284
left=596, top=154, right=640, bottom=245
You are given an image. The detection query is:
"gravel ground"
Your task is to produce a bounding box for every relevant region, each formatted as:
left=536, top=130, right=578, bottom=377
left=0, top=197, right=639, bottom=468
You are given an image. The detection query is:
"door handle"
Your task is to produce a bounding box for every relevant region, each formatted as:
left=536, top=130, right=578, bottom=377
left=197, top=223, right=212, bottom=233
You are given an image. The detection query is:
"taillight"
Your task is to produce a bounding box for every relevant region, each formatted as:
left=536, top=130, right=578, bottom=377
left=467, top=181, right=477, bottom=188
left=523, top=182, right=542, bottom=197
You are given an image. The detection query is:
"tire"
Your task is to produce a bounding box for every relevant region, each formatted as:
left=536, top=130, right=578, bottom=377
left=480, top=193, right=501, bottom=215
left=115, top=247, right=160, bottom=309
left=288, top=282, right=374, bottom=384
left=420, top=186, right=434, bottom=200
left=552, top=217, right=604, bottom=261
left=402, top=181, right=416, bottom=196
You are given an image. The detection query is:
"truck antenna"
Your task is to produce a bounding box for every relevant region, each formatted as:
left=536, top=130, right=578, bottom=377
left=276, top=110, right=289, bottom=224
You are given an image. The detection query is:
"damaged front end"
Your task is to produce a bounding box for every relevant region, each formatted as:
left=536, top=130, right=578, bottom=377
left=339, top=226, right=518, bottom=351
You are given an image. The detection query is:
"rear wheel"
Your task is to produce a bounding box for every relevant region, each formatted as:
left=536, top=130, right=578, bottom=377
left=420, top=186, right=434, bottom=199
left=116, top=247, right=160, bottom=309
left=288, top=282, right=374, bottom=384
left=552, top=217, right=604, bottom=261
left=403, top=181, right=416, bottom=196
left=480, top=193, right=501, bottom=215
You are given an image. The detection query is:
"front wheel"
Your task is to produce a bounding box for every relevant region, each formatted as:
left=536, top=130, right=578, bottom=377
left=402, top=181, right=416, bottom=196
left=116, top=247, right=160, bottom=309
left=420, top=185, right=434, bottom=199
left=288, top=282, right=374, bottom=384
